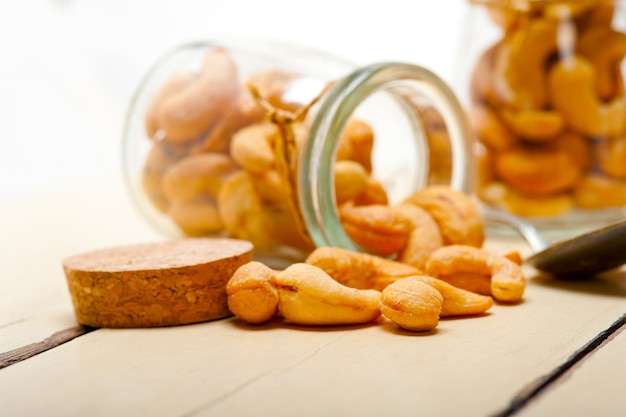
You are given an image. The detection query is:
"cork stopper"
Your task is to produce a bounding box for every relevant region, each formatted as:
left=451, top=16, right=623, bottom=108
left=62, top=238, right=253, bottom=328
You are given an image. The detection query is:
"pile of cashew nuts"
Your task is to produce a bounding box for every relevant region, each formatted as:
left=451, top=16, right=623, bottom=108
left=470, top=0, right=626, bottom=217
left=139, top=45, right=529, bottom=333
left=226, top=186, right=526, bottom=333
left=226, top=242, right=525, bottom=332
left=141, top=46, right=390, bottom=254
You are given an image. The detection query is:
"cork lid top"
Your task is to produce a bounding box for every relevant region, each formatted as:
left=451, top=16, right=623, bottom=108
left=62, top=238, right=254, bottom=272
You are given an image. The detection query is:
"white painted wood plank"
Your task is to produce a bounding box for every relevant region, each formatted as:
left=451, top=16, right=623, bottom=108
left=0, top=270, right=624, bottom=417
left=519, top=316, right=626, bottom=416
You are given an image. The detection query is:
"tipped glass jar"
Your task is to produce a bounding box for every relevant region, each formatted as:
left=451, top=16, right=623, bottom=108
left=457, top=0, right=626, bottom=233
left=123, top=38, right=473, bottom=266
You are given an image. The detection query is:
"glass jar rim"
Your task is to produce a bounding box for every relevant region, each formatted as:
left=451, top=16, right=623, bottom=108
left=300, top=61, right=475, bottom=250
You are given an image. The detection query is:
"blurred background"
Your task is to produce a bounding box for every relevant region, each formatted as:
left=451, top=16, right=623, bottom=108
left=0, top=0, right=468, bottom=210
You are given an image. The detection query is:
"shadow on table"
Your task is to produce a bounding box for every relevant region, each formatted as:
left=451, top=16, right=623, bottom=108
left=530, top=268, right=626, bottom=298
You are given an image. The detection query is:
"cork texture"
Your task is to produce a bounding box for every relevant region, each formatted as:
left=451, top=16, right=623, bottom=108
left=62, top=238, right=253, bottom=328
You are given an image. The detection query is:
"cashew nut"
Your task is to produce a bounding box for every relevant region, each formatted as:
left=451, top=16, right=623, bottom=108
left=597, top=135, right=626, bottom=179
left=305, top=246, right=423, bottom=291
left=145, top=73, right=195, bottom=139
left=217, top=170, right=273, bottom=250
left=230, top=122, right=278, bottom=174
left=334, top=160, right=369, bottom=205
left=548, top=56, right=626, bottom=137
left=574, top=174, right=626, bottom=209
left=141, top=141, right=188, bottom=213
left=226, top=261, right=279, bottom=324
left=161, top=153, right=239, bottom=203
left=493, top=145, right=581, bottom=196
left=168, top=200, right=224, bottom=236
left=493, top=19, right=558, bottom=110
left=196, top=89, right=265, bottom=154
left=352, top=177, right=389, bottom=206
left=339, top=203, right=411, bottom=257
left=577, top=26, right=626, bottom=101
left=393, top=203, right=443, bottom=270
left=502, top=187, right=574, bottom=217
left=547, top=130, right=592, bottom=171
left=410, top=275, right=493, bottom=317
left=275, top=263, right=381, bottom=326
left=156, top=47, right=239, bottom=143
left=425, top=245, right=526, bottom=303
left=403, top=185, right=485, bottom=247
left=379, top=278, right=443, bottom=332
left=336, top=118, right=374, bottom=172
left=469, top=105, right=517, bottom=151
left=500, top=108, right=565, bottom=142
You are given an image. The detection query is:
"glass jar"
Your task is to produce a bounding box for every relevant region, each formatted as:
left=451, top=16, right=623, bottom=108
left=457, top=0, right=626, bottom=234
left=122, top=38, right=474, bottom=267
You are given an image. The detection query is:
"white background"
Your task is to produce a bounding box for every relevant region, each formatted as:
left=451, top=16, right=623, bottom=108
left=0, top=0, right=469, bottom=210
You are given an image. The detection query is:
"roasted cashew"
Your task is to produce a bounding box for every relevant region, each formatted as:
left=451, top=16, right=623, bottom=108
left=470, top=105, right=517, bottom=151
left=337, top=118, right=374, bottom=173
left=262, top=204, right=314, bottom=251
left=305, top=246, right=422, bottom=291
left=574, top=174, right=626, bottom=209
left=334, top=160, right=369, bottom=205
left=217, top=170, right=273, bottom=250
left=141, top=141, right=188, bottom=213
left=502, top=188, right=574, bottom=217
left=161, top=153, right=239, bottom=203
left=156, top=47, right=239, bottom=143
left=168, top=200, right=224, bottom=236
left=339, top=203, right=411, bottom=257
left=500, top=108, right=565, bottom=142
left=226, top=261, right=279, bottom=324
left=352, top=178, right=389, bottom=206
left=577, top=1, right=615, bottom=29
left=548, top=56, right=626, bottom=137
left=248, top=170, right=290, bottom=205
left=410, top=275, right=493, bottom=317
left=493, top=19, right=558, bottom=110
left=403, top=185, right=485, bottom=247
left=144, top=73, right=195, bottom=139
left=379, top=278, right=443, bottom=332
left=493, top=145, right=581, bottom=196
left=577, top=26, right=626, bottom=101
left=275, top=263, right=381, bottom=326
left=547, top=130, right=592, bottom=171
left=230, top=122, right=278, bottom=174
left=597, top=135, right=626, bottom=179
left=393, top=204, right=443, bottom=270
left=425, top=245, right=526, bottom=303
left=195, top=89, right=265, bottom=154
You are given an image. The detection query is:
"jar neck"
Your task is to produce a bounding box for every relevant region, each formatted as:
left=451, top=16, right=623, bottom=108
left=299, top=62, right=475, bottom=250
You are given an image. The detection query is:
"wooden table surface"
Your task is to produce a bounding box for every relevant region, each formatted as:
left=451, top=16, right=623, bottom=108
left=1, top=180, right=625, bottom=417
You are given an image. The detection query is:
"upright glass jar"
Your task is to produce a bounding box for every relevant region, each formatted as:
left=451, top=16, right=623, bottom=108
left=458, top=0, right=626, bottom=234
left=122, top=38, right=473, bottom=266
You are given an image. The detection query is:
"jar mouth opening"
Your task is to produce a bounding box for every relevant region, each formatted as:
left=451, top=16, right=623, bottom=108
left=300, top=62, right=475, bottom=251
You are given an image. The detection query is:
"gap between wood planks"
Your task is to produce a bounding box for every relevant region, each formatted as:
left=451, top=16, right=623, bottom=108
left=0, top=325, right=96, bottom=369
left=490, top=313, right=626, bottom=417
left=1, top=313, right=625, bottom=413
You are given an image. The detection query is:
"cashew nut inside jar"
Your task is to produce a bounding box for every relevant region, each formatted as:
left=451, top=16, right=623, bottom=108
left=122, top=39, right=474, bottom=267
left=458, top=0, right=626, bottom=233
